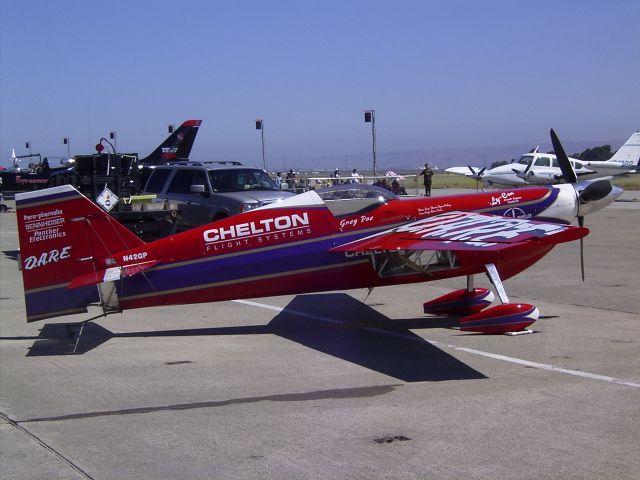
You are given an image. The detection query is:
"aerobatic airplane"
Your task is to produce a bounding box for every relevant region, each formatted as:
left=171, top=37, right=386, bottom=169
left=15, top=131, right=622, bottom=334
left=445, top=131, right=640, bottom=187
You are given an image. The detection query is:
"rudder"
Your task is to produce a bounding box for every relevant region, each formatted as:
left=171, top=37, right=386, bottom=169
left=609, top=132, right=640, bottom=166
left=16, top=185, right=145, bottom=322
left=139, top=119, right=202, bottom=165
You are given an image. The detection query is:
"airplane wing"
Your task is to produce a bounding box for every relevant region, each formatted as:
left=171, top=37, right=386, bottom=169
left=331, top=211, right=588, bottom=253
left=444, top=166, right=482, bottom=177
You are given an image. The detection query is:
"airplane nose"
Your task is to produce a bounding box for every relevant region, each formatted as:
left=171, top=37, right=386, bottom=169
left=576, top=181, right=623, bottom=217
left=608, top=184, right=624, bottom=203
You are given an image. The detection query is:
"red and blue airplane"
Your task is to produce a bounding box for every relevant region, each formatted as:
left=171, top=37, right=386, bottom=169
left=15, top=131, right=622, bottom=334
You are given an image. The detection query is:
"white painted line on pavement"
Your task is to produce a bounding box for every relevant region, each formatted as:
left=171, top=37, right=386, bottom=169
left=233, top=299, right=640, bottom=389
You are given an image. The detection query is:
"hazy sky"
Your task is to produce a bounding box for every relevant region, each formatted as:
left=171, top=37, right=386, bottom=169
left=1, top=0, right=638, bottom=168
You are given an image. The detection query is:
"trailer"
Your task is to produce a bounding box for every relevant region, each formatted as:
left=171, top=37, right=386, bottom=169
left=47, top=153, right=183, bottom=241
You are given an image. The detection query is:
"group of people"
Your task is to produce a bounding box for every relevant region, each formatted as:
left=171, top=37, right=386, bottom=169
left=274, top=169, right=297, bottom=190
left=331, top=168, right=363, bottom=185
left=273, top=161, right=435, bottom=196
left=373, top=177, right=407, bottom=196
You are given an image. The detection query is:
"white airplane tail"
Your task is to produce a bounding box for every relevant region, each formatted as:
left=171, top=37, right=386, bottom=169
left=609, top=132, right=640, bottom=167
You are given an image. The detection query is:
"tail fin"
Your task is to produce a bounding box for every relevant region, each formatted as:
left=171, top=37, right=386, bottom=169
left=16, top=185, right=145, bottom=322
left=139, top=119, right=202, bottom=165
left=609, top=131, right=640, bottom=166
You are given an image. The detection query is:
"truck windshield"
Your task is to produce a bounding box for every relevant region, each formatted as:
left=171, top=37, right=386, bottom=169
left=208, top=169, right=280, bottom=192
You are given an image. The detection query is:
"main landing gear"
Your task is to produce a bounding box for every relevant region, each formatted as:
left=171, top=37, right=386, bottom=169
left=423, top=263, right=538, bottom=334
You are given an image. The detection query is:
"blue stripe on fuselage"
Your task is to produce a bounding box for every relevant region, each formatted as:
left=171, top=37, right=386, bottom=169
left=24, top=284, right=99, bottom=321
left=117, top=232, right=369, bottom=300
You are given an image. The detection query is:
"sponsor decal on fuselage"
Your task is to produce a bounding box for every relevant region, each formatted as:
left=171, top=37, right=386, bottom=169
left=489, top=191, right=523, bottom=207
left=417, top=203, right=452, bottom=217
left=339, top=214, right=374, bottom=229
left=503, top=208, right=531, bottom=219
left=203, top=213, right=311, bottom=252
left=24, top=246, right=71, bottom=270
left=22, top=209, right=67, bottom=243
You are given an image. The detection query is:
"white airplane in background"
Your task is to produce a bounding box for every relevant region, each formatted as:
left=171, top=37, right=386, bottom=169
left=446, top=131, right=640, bottom=187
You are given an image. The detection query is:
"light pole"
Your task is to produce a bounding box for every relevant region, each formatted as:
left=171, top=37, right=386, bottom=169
left=109, top=131, right=117, bottom=153
left=63, top=137, right=71, bottom=158
left=364, top=110, right=377, bottom=177
left=256, top=119, right=266, bottom=171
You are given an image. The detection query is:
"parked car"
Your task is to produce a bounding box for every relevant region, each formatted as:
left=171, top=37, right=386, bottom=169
left=143, top=161, right=295, bottom=226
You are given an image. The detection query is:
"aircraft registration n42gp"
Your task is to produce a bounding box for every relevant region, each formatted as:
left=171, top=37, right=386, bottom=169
left=14, top=130, right=623, bottom=335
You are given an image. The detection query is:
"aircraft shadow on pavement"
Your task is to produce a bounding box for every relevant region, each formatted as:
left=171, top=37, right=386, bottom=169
left=2, top=250, right=20, bottom=261
left=22, top=293, right=485, bottom=382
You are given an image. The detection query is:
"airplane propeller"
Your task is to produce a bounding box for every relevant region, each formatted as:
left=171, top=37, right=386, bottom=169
left=550, top=128, right=615, bottom=281
left=514, top=158, right=535, bottom=182
left=466, top=166, right=486, bottom=179
left=466, top=166, right=486, bottom=191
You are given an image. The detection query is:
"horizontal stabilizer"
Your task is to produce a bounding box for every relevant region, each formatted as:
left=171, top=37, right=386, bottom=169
left=67, top=259, right=160, bottom=289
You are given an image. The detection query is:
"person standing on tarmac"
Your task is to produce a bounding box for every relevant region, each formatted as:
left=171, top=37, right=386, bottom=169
left=331, top=168, right=341, bottom=186
left=420, top=162, right=434, bottom=196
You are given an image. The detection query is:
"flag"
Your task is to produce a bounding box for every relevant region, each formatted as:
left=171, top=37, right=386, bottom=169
left=385, top=170, right=405, bottom=180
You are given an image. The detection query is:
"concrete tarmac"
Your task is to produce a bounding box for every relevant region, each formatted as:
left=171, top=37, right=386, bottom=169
left=1, top=191, right=639, bottom=480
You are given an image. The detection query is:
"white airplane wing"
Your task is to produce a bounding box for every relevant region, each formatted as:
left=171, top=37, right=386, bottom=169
left=445, top=166, right=482, bottom=177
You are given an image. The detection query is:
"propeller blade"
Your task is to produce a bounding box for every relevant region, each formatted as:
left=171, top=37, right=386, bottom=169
left=550, top=129, right=577, bottom=183
left=523, top=158, right=534, bottom=175
left=580, top=237, right=585, bottom=281
left=467, top=165, right=476, bottom=175
left=513, top=168, right=526, bottom=180
left=579, top=179, right=613, bottom=203
left=578, top=216, right=585, bottom=282
left=477, top=167, right=486, bottom=177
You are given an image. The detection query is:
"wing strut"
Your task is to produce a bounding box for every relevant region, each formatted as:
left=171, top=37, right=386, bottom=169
left=466, top=274, right=474, bottom=292
left=484, top=263, right=509, bottom=304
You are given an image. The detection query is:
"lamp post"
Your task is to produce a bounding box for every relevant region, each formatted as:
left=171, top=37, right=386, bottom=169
left=98, top=137, right=116, bottom=155
left=364, top=110, right=377, bottom=177
left=256, top=119, right=266, bottom=171
left=109, top=131, right=117, bottom=153
left=63, top=137, right=71, bottom=158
